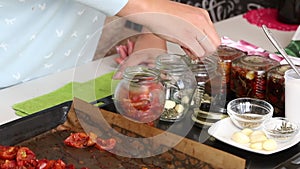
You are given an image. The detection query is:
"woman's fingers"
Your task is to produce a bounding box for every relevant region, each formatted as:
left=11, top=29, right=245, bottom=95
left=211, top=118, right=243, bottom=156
left=127, top=39, right=135, bottom=55
left=113, top=48, right=166, bottom=79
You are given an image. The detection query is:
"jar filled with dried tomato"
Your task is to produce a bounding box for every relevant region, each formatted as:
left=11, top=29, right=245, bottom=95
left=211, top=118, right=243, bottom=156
left=266, top=64, right=292, bottom=117
left=215, top=45, right=246, bottom=98
left=231, top=55, right=280, bottom=99
left=113, top=66, right=165, bottom=126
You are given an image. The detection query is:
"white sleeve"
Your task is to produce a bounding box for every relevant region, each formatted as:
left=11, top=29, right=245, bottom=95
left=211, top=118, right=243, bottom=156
left=75, top=0, right=128, bottom=16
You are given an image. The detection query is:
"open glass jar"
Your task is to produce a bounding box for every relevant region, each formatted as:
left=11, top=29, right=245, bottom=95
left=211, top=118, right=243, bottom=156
left=113, top=66, right=165, bottom=126
left=155, top=54, right=197, bottom=122
left=187, top=56, right=221, bottom=106
left=188, top=56, right=228, bottom=127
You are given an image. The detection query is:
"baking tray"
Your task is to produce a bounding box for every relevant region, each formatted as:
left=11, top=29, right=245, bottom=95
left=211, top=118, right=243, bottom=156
left=0, top=95, right=116, bottom=146
left=0, top=101, right=72, bottom=146
left=0, top=96, right=245, bottom=169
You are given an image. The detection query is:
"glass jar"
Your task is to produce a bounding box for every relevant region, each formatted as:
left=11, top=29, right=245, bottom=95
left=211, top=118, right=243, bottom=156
left=155, top=54, right=197, bottom=122
left=113, top=66, right=165, bottom=126
left=266, top=64, right=292, bottom=117
left=188, top=56, right=228, bottom=128
left=188, top=56, right=221, bottom=106
left=231, top=55, right=280, bottom=99
left=215, top=45, right=246, bottom=98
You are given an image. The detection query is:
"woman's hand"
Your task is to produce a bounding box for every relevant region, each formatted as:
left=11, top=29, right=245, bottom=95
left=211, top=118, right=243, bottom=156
left=117, top=0, right=221, bottom=58
left=113, top=33, right=167, bottom=79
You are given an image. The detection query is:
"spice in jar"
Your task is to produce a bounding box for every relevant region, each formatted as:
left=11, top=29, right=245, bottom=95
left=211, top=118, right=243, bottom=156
left=266, top=64, right=292, bottom=117
left=231, top=55, right=280, bottom=99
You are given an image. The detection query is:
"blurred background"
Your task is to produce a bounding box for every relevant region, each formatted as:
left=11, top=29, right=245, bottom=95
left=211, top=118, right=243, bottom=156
left=172, top=0, right=279, bottom=22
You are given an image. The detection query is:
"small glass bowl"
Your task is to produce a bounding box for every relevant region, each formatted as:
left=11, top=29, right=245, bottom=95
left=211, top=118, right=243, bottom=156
left=227, top=98, right=274, bottom=129
left=263, top=117, right=299, bottom=142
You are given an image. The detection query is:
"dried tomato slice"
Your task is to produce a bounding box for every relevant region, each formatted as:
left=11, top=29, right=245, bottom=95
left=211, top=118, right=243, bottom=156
left=36, top=159, right=67, bottom=169
left=0, top=144, right=89, bottom=169
left=53, top=159, right=66, bottom=169
left=95, top=138, right=116, bottom=151
left=36, top=159, right=50, bottom=169
left=0, top=145, right=19, bottom=160
left=64, top=132, right=95, bottom=148
left=0, top=159, right=17, bottom=169
left=16, top=147, right=37, bottom=167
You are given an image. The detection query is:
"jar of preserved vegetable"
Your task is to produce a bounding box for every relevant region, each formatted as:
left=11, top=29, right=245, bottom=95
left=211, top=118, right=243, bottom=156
left=231, top=55, right=280, bottom=99
left=215, top=45, right=246, bottom=98
left=266, top=64, right=292, bottom=117
left=113, top=66, right=165, bottom=126
left=155, top=54, right=197, bottom=122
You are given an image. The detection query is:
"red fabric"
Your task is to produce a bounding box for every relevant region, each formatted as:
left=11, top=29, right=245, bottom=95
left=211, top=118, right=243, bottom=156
left=243, top=8, right=299, bottom=31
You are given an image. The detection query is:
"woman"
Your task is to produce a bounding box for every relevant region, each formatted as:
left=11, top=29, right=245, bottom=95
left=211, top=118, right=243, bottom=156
left=0, top=0, right=220, bottom=88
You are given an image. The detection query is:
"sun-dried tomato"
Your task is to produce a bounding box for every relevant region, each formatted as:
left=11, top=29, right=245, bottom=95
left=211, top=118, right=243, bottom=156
left=64, top=132, right=95, bottom=148
left=0, top=145, right=19, bottom=160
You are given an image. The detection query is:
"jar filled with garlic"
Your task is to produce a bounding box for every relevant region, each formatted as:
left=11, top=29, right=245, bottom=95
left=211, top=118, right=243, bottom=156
left=155, top=54, right=197, bottom=122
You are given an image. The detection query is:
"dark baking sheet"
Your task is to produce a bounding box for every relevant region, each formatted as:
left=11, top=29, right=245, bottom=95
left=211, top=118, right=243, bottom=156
left=0, top=101, right=72, bottom=146
left=0, top=96, right=114, bottom=146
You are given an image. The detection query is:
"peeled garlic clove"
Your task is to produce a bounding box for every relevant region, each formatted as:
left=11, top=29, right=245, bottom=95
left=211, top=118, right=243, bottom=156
left=164, top=100, right=176, bottom=109
left=263, top=139, right=278, bottom=151
left=246, top=71, right=255, bottom=80
left=241, top=128, right=253, bottom=136
left=250, top=134, right=267, bottom=143
left=231, top=132, right=250, bottom=144
left=175, top=104, right=184, bottom=114
left=250, top=142, right=263, bottom=150
left=250, top=130, right=266, bottom=137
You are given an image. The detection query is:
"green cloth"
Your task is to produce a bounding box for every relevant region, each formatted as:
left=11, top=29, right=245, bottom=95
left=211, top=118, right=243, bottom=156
left=284, top=40, right=300, bottom=58
left=13, top=71, right=115, bottom=116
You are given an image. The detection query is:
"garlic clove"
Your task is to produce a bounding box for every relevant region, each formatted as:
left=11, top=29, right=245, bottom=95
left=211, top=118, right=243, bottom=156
left=164, top=100, right=176, bottom=109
